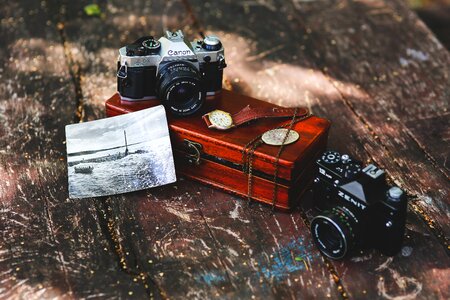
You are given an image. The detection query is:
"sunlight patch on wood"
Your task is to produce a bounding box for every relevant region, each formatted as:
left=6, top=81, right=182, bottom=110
left=214, top=32, right=366, bottom=109
left=9, top=38, right=67, bottom=75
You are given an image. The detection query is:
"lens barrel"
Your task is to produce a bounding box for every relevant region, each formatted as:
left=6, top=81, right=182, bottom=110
left=310, top=207, right=357, bottom=259
left=156, top=61, right=205, bottom=116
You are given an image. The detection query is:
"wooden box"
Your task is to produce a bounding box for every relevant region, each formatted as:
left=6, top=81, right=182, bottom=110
left=105, top=90, right=330, bottom=210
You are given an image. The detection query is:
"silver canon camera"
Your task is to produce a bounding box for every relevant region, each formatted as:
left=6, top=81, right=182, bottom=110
left=117, top=30, right=226, bottom=116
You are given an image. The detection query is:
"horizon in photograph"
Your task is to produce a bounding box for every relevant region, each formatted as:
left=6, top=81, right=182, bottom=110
left=66, top=105, right=169, bottom=155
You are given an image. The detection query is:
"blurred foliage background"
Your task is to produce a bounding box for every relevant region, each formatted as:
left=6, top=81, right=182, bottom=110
left=408, top=0, right=450, bottom=49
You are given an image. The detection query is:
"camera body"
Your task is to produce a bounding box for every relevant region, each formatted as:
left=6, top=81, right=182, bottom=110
left=117, top=30, right=226, bottom=116
left=311, top=150, right=407, bottom=259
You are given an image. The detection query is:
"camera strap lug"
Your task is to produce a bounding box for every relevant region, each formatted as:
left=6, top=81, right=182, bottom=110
left=117, top=63, right=128, bottom=79
left=218, top=55, right=227, bottom=70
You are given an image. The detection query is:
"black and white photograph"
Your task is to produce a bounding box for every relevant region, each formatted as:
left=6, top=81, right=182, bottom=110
left=65, top=105, right=176, bottom=199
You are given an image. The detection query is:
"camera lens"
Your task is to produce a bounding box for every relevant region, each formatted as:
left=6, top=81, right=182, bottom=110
left=310, top=207, right=357, bottom=259
left=156, top=61, right=205, bottom=116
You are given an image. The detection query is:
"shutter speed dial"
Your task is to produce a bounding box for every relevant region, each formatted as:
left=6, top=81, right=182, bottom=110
left=322, top=151, right=341, bottom=164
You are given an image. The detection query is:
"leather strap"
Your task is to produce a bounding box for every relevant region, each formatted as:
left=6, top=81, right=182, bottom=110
left=232, top=105, right=309, bottom=126
left=202, top=114, right=213, bottom=127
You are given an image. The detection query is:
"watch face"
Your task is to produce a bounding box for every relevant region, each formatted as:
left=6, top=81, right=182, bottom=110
left=209, top=110, right=233, bottom=129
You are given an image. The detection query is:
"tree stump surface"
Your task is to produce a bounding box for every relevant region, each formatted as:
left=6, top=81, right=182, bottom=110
left=0, top=0, right=448, bottom=299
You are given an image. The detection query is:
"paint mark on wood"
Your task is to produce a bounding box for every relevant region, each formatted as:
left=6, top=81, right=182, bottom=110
left=350, top=253, right=373, bottom=262
left=192, top=237, right=318, bottom=287
left=376, top=257, right=423, bottom=300
left=195, top=273, right=226, bottom=286
left=229, top=201, right=250, bottom=223
left=210, top=226, right=250, bottom=248
left=258, top=237, right=318, bottom=282
left=406, top=48, right=429, bottom=62
left=165, top=206, right=192, bottom=222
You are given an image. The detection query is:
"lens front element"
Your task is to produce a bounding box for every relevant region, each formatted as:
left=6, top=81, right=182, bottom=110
left=170, top=81, right=197, bottom=104
left=311, top=207, right=357, bottom=259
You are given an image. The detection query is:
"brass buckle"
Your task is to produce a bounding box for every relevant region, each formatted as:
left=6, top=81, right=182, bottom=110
left=184, top=139, right=203, bottom=165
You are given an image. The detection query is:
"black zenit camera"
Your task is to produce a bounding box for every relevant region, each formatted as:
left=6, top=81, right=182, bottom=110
left=117, top=30, right=226, bottom=116
left=310, top=150, right=408, bottom=259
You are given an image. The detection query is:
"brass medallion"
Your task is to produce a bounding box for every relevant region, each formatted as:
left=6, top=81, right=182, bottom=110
left=261, top=128, right=299, bottom=146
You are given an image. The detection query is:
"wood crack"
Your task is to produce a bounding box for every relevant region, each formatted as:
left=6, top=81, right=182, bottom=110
left=22, top=1, right=77, bottom=297
left=52, top=2, right=164, bottom=297
left=94, top=198, right=167, bottom=299
left=297, top=208, right=349, bottom=300
left=409, top=199, right=450, bottom=256
left=54, top=2, right=85, bottom=123
left=181, top=0, right=351, bottom=297
left=245, top=206, right=322, bottom=298
left=402, top=125, right=449, bottom=180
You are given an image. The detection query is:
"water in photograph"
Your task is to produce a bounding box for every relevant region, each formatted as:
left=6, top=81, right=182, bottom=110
left=68, top=138, right=176, bottom=198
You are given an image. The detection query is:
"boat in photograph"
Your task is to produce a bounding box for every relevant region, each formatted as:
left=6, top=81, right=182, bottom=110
left=74, top=166, right=94, bottom=174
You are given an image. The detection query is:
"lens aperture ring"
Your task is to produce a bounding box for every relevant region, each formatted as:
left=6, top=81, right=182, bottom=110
left=331, top=207, right=356, bottom=241
left=156, top=61, right=205, bottom=116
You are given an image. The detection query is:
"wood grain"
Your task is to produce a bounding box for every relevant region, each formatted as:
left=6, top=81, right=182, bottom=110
left=284, top=0, right=450, bottom=236
left=60, top=0, right=342, bottom=298
left=185, top=0, right=450, bottom=298
left=186, top=0, right=450, bottom=234
left=1, top=0, right=448, bottom=299
left=0, top=0, right=146, bottom=298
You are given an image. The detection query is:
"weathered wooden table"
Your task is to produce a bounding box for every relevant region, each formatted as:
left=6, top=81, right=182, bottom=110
left=1, top=0, right=448, bottom=299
